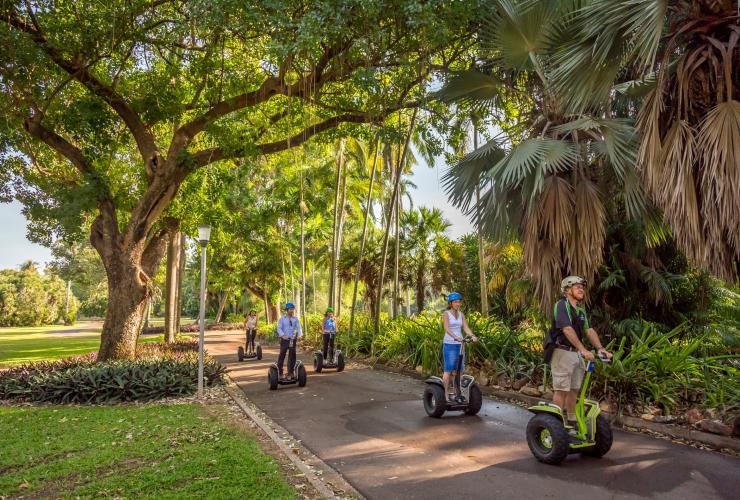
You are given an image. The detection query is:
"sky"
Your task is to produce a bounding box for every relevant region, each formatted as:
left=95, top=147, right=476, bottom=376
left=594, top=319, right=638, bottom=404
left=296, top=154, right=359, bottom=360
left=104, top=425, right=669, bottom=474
left=0, top=154, right=474, bottom=270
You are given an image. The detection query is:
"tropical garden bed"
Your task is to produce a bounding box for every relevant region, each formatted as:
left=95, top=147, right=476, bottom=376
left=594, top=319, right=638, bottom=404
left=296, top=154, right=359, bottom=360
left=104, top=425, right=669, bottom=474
left=289, top=312, right=740, bottom=440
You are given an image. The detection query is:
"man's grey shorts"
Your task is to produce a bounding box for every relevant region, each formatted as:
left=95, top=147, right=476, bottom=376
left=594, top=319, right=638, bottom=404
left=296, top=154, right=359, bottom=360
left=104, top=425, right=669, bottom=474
left=551, top=348, right=584, bottom=391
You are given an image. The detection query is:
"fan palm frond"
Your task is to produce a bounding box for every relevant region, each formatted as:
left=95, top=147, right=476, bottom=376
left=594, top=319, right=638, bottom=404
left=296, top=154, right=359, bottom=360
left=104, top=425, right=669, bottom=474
left=551, top=0, right=668, bottom=111
left=432, top=70, right=505, bottom=113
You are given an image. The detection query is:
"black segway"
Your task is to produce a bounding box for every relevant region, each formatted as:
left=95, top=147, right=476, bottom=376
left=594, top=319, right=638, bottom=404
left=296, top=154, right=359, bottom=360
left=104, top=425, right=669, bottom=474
left=237, top=328, right=262, bottom=361
left=423, top=337, right=482, bottom=417
left=313, top=332, right=344, bottom=372
left=267, top=336, right=307, bottom=390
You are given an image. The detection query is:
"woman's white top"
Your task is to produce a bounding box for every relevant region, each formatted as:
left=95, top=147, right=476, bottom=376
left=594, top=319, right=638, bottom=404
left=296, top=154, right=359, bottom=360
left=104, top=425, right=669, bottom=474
left=443, top=310, right=463, bottom=344
left=245, top=316, right=257, bottom=329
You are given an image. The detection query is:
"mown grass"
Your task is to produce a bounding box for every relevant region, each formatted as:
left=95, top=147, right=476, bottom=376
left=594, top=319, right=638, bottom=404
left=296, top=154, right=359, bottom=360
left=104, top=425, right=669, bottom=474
left=0, top=322, right=182, bottom=366
left=0, top=402, right=294, bottom=499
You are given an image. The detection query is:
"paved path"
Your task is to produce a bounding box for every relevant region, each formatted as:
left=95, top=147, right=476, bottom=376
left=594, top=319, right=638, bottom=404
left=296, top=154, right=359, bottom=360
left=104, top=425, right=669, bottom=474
left=208, top=333, right=739, bottom=500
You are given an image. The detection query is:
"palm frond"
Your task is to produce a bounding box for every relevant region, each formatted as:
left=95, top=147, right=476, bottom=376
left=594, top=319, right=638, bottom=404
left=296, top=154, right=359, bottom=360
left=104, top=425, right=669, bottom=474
left=479, top=0, right=562, bottom=70
left=697, top=100, right=740, bottom=278
left=432, top=70, right=505, bottom=113
left=551, top=0, right=668, bottom=110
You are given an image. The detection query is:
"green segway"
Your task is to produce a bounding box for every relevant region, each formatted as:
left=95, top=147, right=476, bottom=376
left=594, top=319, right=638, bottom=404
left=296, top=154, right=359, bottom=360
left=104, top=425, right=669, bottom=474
left=525, top=353, right=613, bottom=464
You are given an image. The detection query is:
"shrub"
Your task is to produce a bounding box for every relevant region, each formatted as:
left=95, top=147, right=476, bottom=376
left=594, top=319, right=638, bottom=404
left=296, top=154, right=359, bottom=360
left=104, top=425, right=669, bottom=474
left=0, top=343, right=226, bottom=404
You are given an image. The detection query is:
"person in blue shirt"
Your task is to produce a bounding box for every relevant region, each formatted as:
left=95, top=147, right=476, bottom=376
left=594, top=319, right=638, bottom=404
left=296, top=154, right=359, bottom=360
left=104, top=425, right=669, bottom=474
left=276, top=302, right=303, bottom=378
left=322, top=307, right=337, bottom=360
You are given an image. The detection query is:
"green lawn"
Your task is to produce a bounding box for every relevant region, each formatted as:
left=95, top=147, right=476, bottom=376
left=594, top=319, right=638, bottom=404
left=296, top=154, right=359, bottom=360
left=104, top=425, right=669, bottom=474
left=0, top=322, right=164, bottom=367
left=0, top=403, right=295, bottom=499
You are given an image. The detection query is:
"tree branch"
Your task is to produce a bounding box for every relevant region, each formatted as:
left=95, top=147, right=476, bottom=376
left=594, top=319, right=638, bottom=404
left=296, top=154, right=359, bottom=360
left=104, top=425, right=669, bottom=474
left=5, top=9, right=159, bottom=174
left=23, top=114, right=91, bottom=176
left=188, top=102, right=419, bottom=170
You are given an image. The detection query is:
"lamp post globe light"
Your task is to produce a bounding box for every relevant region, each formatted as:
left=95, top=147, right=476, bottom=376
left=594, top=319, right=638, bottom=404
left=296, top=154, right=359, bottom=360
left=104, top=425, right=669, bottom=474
left=197, top=224, right=211, bottom=398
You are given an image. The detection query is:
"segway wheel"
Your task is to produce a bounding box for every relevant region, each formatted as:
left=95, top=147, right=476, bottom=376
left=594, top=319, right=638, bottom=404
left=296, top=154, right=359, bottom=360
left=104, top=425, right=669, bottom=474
left=336, top=352, right=345, bottom=372
left=526, top=413, right=570, bottom=465
left=297, top=364, right=307, bottom=387
left=268, top=366, right=279, bottom=390
left=313, top=352, right=324, bottom=373
left=423, top=384, right=447, bottom=418
left=256, top=345, right=262, bottom=360
left=582, top=414, right=613, bottom=458
left=464, top=384, right=482, bottom=415
left=238, top=346, right=245, bottom=362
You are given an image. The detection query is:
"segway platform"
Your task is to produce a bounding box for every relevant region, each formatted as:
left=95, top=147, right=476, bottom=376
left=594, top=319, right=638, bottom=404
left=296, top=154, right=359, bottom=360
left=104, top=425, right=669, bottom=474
left=313, top=349, right=345, bottom=373
left=268, top=360, right=307, bottom=390
left=237, top=344, right=263, bottom=361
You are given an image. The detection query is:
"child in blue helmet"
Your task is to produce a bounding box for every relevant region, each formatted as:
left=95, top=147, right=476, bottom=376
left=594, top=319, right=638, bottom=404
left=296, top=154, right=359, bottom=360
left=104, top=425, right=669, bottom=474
left=276, top=302, right=302, bottom=378
left=442, top=292, right=477, bottom=400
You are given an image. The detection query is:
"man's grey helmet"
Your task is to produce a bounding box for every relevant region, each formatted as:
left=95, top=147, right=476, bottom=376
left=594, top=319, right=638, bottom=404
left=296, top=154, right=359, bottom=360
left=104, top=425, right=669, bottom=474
left=561, top=276, right=587, bottom=294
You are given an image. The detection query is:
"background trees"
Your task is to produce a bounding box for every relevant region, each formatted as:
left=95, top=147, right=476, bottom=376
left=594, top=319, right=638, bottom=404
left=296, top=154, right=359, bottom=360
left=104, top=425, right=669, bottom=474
left=0, top=0, right=477, bottom=359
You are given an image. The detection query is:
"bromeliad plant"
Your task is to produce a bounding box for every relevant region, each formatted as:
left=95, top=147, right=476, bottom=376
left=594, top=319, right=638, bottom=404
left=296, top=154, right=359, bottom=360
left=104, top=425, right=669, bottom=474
left=0, top=343, right=226, bottom=404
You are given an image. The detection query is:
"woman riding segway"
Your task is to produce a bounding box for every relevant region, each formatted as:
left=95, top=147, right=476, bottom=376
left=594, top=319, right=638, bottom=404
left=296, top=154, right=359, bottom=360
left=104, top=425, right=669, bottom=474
left=442, top=293, right=477, bottom=401
left=238, top=310, right=262, bottom=361
left=313, top=307, right=345, bottom=372
left=422, top=292, right=483, bottom=417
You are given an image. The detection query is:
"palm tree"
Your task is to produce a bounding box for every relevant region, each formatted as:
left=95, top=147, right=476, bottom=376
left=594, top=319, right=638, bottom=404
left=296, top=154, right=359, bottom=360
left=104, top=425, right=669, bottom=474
left=439, top=0, right=653, bottom=308
left=548, top=0, right=739, bottom=283
left=402, top=207, right=451, bottom=313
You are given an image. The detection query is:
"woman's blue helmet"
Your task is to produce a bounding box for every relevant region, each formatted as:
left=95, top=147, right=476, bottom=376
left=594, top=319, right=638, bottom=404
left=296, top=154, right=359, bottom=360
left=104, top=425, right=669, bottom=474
left=285, top=302, right=295, bottom=310
left=447, top=292, right=462, bottom=302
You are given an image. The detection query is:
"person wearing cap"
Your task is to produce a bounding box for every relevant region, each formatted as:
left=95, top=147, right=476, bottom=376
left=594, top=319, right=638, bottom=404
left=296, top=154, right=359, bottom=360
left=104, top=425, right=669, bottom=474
left=442, top=292, right=477, bottom=400
left=551, top=276, right=612, bottom=429
left=322, top=307, right=337, bottom=361
left=276, top=302, right=303, bottom=378
left=244, top=309, right=258, bottom=352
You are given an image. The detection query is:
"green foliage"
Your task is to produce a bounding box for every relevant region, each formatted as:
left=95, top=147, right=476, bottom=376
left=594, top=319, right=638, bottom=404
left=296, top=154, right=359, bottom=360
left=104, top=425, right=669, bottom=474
left=593, top=325, right=740, bottom=416
left=0, top=262, right=75, bottom=326
left=0, top=343, right=225, bottom=403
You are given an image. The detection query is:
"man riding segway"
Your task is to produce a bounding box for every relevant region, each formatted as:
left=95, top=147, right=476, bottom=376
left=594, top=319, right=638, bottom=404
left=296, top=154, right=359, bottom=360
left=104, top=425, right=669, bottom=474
left=275, top=302, right=303, bottom=380
left=525, top=276, right=614, bottom=464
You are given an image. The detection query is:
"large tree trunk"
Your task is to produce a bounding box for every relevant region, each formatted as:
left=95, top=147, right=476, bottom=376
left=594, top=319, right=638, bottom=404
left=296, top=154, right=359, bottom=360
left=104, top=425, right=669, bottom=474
left=92, top=198, right=169, bottom=361
left=164, top=226, right=181, bottom=343
left=99, top=268, right=149, bottom=360
left=247, top=283, right=278, bottom=322
left=214, top=291, right=229, bottom=323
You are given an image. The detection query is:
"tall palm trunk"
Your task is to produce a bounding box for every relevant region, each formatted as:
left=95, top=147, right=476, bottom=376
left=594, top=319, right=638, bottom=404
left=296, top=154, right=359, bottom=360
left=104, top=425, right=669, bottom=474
left=335, top=162, right=349, bottom=316
left=299, top=167, right=307, bottom=329
left=311, top=262, right=317, bottom=314
left=415, top=260, right=425, bottom=313
left=393, top=181, right=400, bottom=318
left=349, top=140, right=380, bottom=344
left=474, top=125, right=489, bottom=315
left=328, top=139, right=346, bottom=308
left=375, top=109, right=418, bottom=338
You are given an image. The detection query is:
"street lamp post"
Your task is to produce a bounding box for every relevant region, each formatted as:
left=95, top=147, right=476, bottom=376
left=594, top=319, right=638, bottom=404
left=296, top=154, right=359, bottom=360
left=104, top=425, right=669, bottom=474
left=197, top=224, right=211, bottom=398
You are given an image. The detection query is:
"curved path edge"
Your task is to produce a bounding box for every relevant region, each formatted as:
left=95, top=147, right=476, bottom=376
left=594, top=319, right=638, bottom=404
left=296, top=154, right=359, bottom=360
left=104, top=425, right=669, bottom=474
left=224, top=379, right=364, bottom=499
